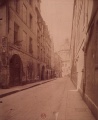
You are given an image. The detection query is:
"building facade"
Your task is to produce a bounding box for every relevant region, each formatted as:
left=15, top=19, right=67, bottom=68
left=62, top=60, right=70, bottom=77
left=43, top=23, right=52, bottom=80
left=54, top=53, right=62, bottom=78
left=51, top=41, right=55, bottom=78
left=70, top=0, right=98, bottom=119
left=0, top=0, right=54, bottom=88
left=36, top=7, right=52, bottom=81
left=58, top=39, right=71, bottom=77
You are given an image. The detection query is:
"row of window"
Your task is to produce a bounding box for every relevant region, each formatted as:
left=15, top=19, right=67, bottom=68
left=14, top=0, right=33, bottom=12
left=14, top=0, right=33, bottom=29
left=14, top=22, right=51, bottom=59
left=14, top=22, right=33, bottom=54
left=37, top=45, right=51, bottom=67
left=37, top=45, right=45, bottom=62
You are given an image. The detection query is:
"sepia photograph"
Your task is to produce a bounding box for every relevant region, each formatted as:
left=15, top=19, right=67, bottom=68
left=0, top=0, right=98, bottom=120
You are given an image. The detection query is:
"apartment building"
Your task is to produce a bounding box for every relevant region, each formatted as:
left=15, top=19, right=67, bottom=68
left=51, top=41, right=55, bottom=78
left=70, top=0, right=98, bottom=119
left=36, top=8, right=52, bottom=80
left=54, top=53, right=62, bottom=78
left=0, top=0, right=54, bottom=88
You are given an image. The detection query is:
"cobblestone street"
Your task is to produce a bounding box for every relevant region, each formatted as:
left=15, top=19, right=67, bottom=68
left=0, top=78, right=95, bottom=120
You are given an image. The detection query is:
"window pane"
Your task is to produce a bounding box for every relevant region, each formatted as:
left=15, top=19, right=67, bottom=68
left=23, top=4, right=27, bottom=23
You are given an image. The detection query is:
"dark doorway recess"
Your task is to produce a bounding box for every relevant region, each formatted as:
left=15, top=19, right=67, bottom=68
left=9, top=54, right=23, bottom=86
left=41, top=66, right=45, bottom=80
left=46, top=71, right=48, bottom=80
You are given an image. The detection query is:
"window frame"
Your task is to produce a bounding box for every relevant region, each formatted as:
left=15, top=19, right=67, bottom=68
left=23, top=4, right=27, bottom=24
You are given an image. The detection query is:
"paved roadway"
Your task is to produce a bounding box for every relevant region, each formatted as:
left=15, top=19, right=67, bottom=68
left=0, top=78, right=95, bottom=120
left=0, top=78, right=67, bottom=120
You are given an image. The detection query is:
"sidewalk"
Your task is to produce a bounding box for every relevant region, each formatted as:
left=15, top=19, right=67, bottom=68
left=0, top=79, right=54, bottom=98
left=57, top=78, right=96, bottom=120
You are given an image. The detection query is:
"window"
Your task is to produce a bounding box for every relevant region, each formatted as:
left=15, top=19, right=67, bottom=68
left=41, top=49, right=42, bottom=60
left=29, top=0, right=32, bottom=5
left=29, top=14, right=32, bottom=28
left=23, top=4, right=27, bottom=23
left=37, top=64, right=40, bottom=76
left=37, top=45, right=40, bottom=59
left=14, top=23, right=19, bottom=45
left=37, top=30, right=40, bottom=42
left=27, top=63, right=33, bottom=79
left=29, top=37, right=33, bottom=54
left=44, top=51, right=45, bottom=62
left=14, top=0, right=20, bottom=13
left=23, top=31, right=27, bottom=49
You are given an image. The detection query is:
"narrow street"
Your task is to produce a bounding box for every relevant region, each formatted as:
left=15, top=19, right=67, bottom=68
left=0, top=78, right=95, bottom=120
left=0, top=0, right=98, bottom=120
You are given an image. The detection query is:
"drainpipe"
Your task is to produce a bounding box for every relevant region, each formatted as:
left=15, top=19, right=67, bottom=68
left=83, top=47, right=87, bottom=97
left=6, top=0, right=9, bottom=88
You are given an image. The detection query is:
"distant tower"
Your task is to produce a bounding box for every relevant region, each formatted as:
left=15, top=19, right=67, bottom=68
left=57, top=38, right=70, bottom=76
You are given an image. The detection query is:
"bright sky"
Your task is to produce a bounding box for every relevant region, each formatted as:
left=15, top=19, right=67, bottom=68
left=41, top=0, right=74, bottom=51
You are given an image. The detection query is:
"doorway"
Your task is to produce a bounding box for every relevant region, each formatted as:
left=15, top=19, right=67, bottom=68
left=9, top=54, right=23, bottom=86
left=41, top=66, right=45, bottom=80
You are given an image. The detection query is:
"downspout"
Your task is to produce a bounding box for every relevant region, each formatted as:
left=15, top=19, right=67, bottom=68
left=83, top=50, right=86, bottom=96
left=6, top=0, right=9, bottom=88
left=70, top=0, right=75, bottom=82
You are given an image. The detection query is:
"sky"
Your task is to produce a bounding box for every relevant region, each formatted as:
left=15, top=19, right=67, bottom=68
left=41, top=0, right=74, bottom=52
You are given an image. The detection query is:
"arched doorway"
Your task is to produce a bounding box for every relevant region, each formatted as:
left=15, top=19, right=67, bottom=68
left=41, top=66, right=45, bottom=80
left=46, top=71, right=48, bottom=80
left=9, top=54, right=23, bottom=86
